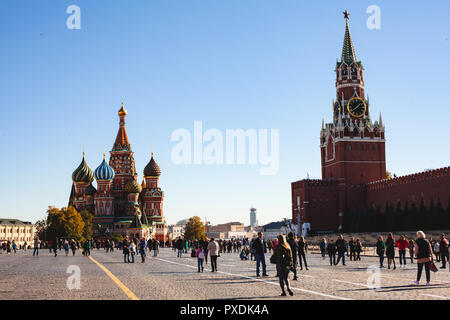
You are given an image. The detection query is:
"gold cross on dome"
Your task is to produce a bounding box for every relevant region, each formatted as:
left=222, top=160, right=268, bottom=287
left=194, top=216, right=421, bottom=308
left=343, top=10, right=350, bottom=20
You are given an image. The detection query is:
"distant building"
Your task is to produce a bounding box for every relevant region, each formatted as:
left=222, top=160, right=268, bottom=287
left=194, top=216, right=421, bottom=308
left=261, top=219, right=296, bottom=240
left=249, top=208, right=257, bottom=228
left=206, top=222, right=247, bottom=239
left=0, top=219, right=36, bottom=246
left=169, top=225, right=184, bottom=240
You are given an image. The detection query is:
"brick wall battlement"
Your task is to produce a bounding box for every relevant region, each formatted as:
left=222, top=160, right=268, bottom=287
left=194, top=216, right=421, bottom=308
left=367, top=166, right=450, bottom=191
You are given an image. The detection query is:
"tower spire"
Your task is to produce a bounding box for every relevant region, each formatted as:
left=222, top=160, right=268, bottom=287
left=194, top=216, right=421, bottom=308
left=341, top=10, right=357, bottom=65
left=113, top=100, right=131, bottom=151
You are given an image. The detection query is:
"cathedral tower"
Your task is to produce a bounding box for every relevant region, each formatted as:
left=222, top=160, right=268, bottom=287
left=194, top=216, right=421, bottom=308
left=109, top=101, right=137, bottom=216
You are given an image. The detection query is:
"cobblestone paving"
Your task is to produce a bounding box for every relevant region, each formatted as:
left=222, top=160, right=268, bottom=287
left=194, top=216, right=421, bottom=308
left=1, top=248, right=449, bottom=300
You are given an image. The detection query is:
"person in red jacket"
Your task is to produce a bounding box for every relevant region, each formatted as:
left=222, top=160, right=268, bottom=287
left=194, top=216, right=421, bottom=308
left=395, top=235, right=410, bottom=267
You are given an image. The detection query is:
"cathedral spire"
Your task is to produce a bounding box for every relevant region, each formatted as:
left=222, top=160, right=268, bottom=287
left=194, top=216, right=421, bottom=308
left=113, top=100, right=131, bottom=151
left=341, top=10, right=357, bottom=65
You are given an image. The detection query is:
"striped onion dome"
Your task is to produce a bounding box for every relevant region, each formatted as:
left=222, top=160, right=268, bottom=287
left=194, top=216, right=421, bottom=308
left=72, top=153, right=95, bottom=183
left=124, top=179, right=142, bottom=194
left=85, top=183, right=97, bottom=196
left=95, top=155, right=115, bottom=180
left=143, top=153, right=161, bottom=177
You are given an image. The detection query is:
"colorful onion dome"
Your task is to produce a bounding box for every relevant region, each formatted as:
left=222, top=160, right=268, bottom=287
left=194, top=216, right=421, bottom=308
left=143, top=153, right=161, bottom=177
left=124, top=179, right=143, bottom=194
left=85, top=183, right=97, bottom=196
left=72, top=153, right=95, bottom=183
left=95, top=155, right=115, bottom=180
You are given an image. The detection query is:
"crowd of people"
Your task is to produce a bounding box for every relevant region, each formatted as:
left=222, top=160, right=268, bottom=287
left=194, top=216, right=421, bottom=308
left=169, top=231, right=449, bottom=296
left=2, top=230, right=449, bottom=297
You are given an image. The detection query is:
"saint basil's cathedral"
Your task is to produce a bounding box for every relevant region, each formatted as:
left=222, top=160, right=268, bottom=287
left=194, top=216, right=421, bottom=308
left=69, top=102, right=169, bottom=242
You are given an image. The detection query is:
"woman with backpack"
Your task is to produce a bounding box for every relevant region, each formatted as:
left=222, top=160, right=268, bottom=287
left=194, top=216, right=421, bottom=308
left=195, top=246, right=206, bottom=272
left=414, top=231, right=433, bottom=285
left=271, top=234, right=294, bottom=297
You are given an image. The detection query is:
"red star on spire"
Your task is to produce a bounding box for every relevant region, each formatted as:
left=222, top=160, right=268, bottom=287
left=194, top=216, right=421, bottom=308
left=343, top=10, right=350, bottom=20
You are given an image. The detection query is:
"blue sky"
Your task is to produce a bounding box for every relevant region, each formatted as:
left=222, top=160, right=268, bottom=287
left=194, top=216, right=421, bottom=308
left=1, top=0, right=449, bottom=226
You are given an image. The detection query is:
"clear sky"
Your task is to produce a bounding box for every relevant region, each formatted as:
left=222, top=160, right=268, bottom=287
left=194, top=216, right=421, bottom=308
left=1, top=0, right=449, bottom=226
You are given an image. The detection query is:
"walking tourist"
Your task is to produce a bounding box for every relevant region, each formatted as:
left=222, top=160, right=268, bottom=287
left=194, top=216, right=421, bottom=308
left=327, top=239, right=336, bottom=266
left=376, top=236, right=386, bottom=268
left=267, top=239, right=273, bottom=254
left=152, top=239, right=159, bottom=257
left=287, top=232, right=298, bottom=280
left=297, top=236, right=308, bottom=270
left=195, top=246, right=205, bottom=272
left=252, top=232, right=268, bottom=277
left=349, top=237, right=356, bottom=261
left=176, top=237, right=184, bottom=258
left=123, top=243, right=130, bottom=263
left=386, top=233, right=396, bottom=270
left=139, top=238, right=147, bottom=263
left=33, top=238, right=40, bottom=256
left=396, top=235, right=409, bottom=267
left=355, top=238, right=362, bottom=261
left=129, top=241, right=136, bottom=263
left=70, top=240, right=77, bottom=256
left=408, top=240, right=415, bottom=263
left=439, top=234, right=449, bottom=269
left=414, top=231, right=433, bottom=285
left=207, top=238, right=219, bottom=272
left=434, top=241, right=440, bottom=262
left=319, top=238, right=327, bottom=260
left=335, top=235, right=347, bottom=266
left=272, top=234, right=294, bottom=297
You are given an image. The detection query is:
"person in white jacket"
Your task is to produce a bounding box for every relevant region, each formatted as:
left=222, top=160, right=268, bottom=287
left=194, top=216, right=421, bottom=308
left=129, top=242, right=137, bottom=263
left=207, top=238, right=219, bottom=272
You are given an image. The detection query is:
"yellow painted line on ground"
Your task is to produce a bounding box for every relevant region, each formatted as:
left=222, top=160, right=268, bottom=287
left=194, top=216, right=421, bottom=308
left=88, top=256, right=139, bottom=300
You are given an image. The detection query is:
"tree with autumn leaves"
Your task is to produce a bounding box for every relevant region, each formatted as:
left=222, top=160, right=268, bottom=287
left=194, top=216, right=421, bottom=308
left=36, top=206, right=93, bottom=241
left=183, top=216, right=205, bottom=241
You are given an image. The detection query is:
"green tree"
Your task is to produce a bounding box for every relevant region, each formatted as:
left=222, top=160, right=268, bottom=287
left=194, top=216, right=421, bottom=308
left=34, top=218, right=47, bottom=241
left=62, top=206, right=85, bottom=241
left=80, top=209, right=94, bottom=241
left=44, top=206, right=85, bottom=241
left=46, top=206, right=65, bottom=240
left=183, top=216, right=205, bottom=241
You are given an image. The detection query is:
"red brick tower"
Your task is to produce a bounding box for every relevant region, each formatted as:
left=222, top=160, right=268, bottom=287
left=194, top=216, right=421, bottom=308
left=109, top=101, right=137, bottom=216
left=320, top=11, right=386, bottom=211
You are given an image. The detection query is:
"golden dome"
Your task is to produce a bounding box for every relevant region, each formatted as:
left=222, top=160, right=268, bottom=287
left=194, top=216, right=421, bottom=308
left=118, top=101, right=127, bottom=116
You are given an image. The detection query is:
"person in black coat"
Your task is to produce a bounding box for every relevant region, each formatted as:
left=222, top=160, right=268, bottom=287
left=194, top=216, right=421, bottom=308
left=335, top=235, right=347, bottom=266
left=252, top=232, right=268, bottom=277
left=327, top=239, right=337, bottom=266
left=297, top=236, right=308, bottom=270
left=287, top=232, right=299, bottom=280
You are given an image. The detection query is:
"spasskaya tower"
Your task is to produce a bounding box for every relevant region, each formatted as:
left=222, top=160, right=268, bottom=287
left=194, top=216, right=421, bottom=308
left=321, top=10, right=386, bottom=189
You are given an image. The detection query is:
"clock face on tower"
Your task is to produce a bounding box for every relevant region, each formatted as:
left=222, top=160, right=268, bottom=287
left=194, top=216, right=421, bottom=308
left=347, top=97, right=366, bottom=118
